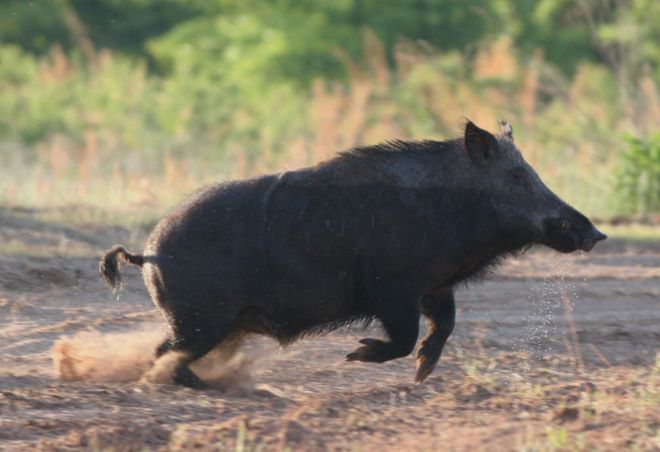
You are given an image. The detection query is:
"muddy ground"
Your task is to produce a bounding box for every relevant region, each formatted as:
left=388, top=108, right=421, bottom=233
left=0, top=207, right=658, bottom=451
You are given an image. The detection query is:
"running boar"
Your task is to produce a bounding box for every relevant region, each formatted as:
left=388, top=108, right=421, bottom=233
left=100, top=120, right=606, bottom=388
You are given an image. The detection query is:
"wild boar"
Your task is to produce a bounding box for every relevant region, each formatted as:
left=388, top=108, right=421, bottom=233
left=100, top=120, right=606, bottom=388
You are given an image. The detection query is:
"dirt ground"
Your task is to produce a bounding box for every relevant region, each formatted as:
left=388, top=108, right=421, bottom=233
left=0, top=207, right=658, bottom=451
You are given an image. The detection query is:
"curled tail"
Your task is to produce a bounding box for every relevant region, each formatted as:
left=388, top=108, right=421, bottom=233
left=99, top=245, right=144, bottom=292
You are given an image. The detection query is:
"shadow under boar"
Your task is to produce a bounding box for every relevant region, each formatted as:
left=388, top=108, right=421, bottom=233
left=100, top=120, right=607, bottom=388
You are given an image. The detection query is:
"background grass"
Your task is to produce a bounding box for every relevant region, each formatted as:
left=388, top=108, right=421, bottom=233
left=0, top=1, right=658, bottom=220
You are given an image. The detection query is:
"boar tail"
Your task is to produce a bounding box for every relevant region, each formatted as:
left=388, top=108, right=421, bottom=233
left=99, top=245, right=144, bottom=292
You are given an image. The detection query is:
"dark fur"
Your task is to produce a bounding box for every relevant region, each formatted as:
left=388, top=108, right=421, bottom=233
left=100, top=121, right=605, bottom=388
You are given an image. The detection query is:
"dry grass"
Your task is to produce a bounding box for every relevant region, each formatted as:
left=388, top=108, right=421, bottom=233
left=1, top=35, right=658, bottom=218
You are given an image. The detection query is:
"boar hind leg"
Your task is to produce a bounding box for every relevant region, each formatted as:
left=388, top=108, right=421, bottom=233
left=155, top=336, right=174, bottom=358
left=166, top=336, right=228, bottom=389
left=165, top=321, right=238, bottom=389
left=347, top=297, right=420, bottom=363
left=415, top=288, right=456, bottom=383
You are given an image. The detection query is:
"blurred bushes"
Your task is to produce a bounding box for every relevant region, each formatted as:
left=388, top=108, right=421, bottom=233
left=0, top=0, right=202, bottom=57
left=616, top=134, right=660, bottom=214
left=0, top=1, right=658, bottom=215
left=3, top=1, right=658, bottom=80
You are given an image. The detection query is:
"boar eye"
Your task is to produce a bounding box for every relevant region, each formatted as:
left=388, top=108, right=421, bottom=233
left=559, top=220, right=570, bottom=231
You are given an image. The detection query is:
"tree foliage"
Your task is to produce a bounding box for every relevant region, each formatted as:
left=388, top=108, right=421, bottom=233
left=2, top=0, right=657, bottom=82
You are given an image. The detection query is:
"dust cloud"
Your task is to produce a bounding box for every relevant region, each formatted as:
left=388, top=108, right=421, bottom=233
left=52, top=325, right=255, bottom=389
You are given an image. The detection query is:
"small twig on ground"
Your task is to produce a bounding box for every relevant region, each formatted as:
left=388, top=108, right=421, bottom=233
left=588, top=343, right=612, bottom=368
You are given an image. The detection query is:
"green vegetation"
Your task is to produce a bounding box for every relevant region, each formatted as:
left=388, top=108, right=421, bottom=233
left=0, top=0, right=658, bottom=217
left=616, top=134, right=660, bottom=214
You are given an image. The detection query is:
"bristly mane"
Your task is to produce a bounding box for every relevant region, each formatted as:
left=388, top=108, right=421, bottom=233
left=338, top=139, right=450, bottom=160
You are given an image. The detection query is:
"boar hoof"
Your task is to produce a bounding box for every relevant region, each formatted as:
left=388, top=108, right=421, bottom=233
left=414, top=357, right=437, bottom=384
left=173, top=366, right=210, bottom=390
left=414, top=338, right=442, bottom=383
left=346, top=338, right=388, bottom=363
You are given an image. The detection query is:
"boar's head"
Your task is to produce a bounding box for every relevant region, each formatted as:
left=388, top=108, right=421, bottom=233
left=462, top=120, right=607, bottom=253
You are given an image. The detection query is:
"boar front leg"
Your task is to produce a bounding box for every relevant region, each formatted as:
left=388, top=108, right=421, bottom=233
left=347, top=289, right=420, bottom=364
left=415, top=288, right=456, bottom=383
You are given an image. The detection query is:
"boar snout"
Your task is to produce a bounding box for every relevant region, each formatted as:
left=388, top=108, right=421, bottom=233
left=542, top=210, right=607, bottom=253
left=580, top=228, right=607, bottom=252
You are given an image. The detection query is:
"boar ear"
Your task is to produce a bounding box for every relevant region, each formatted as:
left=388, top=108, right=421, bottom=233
left=464, top=120, right=498, bottom=163
left=499, top=120, right=513, bottom=140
